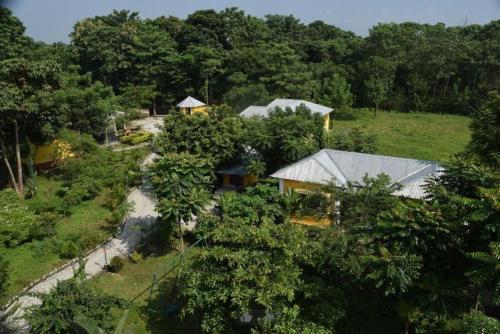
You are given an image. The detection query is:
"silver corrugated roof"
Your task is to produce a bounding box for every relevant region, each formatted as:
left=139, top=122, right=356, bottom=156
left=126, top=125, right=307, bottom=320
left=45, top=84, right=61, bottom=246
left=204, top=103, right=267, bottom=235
left=177, top=96, right=206, bottom=108
left=240, top=106, right=268, bottom=118
left=240, top=98, right=333, bottom=118
left=271, top=149, right=442, bottom=199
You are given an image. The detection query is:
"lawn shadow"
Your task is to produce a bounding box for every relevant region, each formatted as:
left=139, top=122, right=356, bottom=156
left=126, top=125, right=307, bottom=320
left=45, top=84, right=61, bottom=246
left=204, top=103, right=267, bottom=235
left=332, top=109, right=359, bottom=121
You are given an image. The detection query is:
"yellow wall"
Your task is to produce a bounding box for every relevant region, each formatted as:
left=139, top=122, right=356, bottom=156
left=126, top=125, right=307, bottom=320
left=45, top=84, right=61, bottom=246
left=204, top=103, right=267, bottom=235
left=282, top=178, right=333, bottom=227
left=291, top=215, right=332, bottom=227
left=243, top=174, right=258, bottom=187
left=33, top=140, right=74, bottom=166
left=323, top=113, right=331, bottom=130
left=180, top=106, right=208, bottom=115
left=283, top=179, right=322, bottom=193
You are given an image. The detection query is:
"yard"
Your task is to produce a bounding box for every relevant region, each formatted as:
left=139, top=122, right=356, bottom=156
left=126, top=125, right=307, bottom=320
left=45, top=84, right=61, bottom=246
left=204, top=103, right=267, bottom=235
left=89, top=237, right=201, bottom=334
left=0, top=147, right=148, bottom=305
left=331, top=109, right=471, bottom=162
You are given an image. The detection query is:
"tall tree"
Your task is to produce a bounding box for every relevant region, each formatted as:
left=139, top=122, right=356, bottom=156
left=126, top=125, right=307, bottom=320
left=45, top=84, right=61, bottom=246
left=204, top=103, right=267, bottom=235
left=0, top=58, right=62, bottom=196
left=148, top=153, right=214, bottom=251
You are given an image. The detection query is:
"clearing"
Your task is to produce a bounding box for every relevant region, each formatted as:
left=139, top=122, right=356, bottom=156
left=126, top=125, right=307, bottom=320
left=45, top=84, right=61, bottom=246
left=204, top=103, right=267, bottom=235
left=332, top=109, right=471, bottom=162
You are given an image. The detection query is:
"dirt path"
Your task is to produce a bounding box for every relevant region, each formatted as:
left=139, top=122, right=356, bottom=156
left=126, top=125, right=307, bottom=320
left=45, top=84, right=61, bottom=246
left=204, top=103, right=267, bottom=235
left=0, top=154, right=160, bottom=332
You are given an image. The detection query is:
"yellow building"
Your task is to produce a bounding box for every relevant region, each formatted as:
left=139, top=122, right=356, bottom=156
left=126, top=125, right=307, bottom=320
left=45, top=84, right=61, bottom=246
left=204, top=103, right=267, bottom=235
left=31, top=139, right=75, bottom=171
left=271, top=149, right=442, bottom=227
left=240, top=98, right=333, bottom=130
left=216, top=165, right=258, bottom=190
left=177, top=96, right=208, bottom=115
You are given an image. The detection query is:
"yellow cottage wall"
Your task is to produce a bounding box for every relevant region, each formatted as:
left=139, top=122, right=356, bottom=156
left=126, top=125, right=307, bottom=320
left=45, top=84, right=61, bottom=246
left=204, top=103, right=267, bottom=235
left=180, top=106, right=209, bottom=115
left=322, top=113, right=330, bottom=130
left=281, top=179, right=333, bottom=227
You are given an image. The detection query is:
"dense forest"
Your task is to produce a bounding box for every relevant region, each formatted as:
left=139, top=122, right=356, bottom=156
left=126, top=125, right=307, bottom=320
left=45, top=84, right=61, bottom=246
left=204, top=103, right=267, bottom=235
left=2, top=7, right=500, bottom=116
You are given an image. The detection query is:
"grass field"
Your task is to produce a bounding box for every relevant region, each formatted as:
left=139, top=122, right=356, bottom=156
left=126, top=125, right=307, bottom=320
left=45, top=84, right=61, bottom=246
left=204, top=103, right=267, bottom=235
left=331, top=109, right=471, bottom=162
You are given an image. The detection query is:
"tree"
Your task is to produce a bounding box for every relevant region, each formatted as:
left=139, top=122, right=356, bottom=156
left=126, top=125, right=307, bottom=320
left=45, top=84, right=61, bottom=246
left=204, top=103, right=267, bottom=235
left=0, top=8, right=29, bottom=61
left=180, top=186, right=331, bottom=333
left=363, top=56, right=396, bottom=115
left=148, top=153, right=214, bottom=251
left=26, top=266, right=125, bottom=334
left=157, top=111, right=243, bottom=168
left=316, top=73, right=353, bottom=110
left=54, top=71, right=121, bottom=138
left=0, top=58, right=62, bottom=196
left=243, top=105, right=325, bottom=171
left=467, top=92, right=500, bottom=167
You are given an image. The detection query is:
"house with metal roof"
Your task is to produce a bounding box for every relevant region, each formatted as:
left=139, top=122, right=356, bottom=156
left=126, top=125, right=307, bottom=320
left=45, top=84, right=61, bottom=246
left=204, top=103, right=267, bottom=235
left=240, top=99, right=334, bottom=130
left=271, top=149, right=442, bottom=226
left=177, top=96, right=208, bottom=115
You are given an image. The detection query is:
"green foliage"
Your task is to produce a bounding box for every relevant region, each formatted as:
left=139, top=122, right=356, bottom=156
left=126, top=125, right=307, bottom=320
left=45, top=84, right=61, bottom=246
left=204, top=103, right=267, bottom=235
left=149, top=152, right=213, bottom=228
left=54, top=72, right=121, bottom=137
left=58, top=239, right=81, bottom=259
left=457, top=311, right=500, bottom=334
left=181, top=217, right=312, bottom=333
left=157, top=111, right=242, bottom=168
left=119, top=130, right=153, bottom=145
left=26, top=273, right=125, bottom=334
left=108, top=256, right=125, bottom=273
left=0, top=189, right=39, bottom=247
left=326, top=126, right=377, bottom=153
left=467, top=92, right=500, bottom=167
left=0, top=253, right=8, bottom=297
left=243, top=105, right=325, bottom=171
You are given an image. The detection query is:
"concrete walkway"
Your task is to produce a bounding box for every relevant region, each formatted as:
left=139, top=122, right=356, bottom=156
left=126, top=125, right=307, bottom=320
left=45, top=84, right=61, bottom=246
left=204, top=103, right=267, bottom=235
left=0, top=154, right=160, bottom=332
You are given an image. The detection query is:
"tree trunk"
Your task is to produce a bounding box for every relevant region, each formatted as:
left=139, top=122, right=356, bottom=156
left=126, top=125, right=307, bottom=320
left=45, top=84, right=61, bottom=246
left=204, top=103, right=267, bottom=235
left=0, top=138, right=19, bottom=194
left=152, top=102, right=157, bottom=117
left=14, top=119, right=24, bottom=197
left=178, top=220, right=184, bottom=253
left=374, top=104, right=378, bottom=117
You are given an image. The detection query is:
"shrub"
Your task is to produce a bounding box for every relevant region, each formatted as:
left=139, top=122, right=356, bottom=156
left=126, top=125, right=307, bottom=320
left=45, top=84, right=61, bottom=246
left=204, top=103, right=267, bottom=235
left=120, top=131, right=153, bottom=146
left=58, top=240, right=80, bottom=259
left=326, top=126, right=377, bottom=153
left=108, top=256, right=125, bottom=272
left=33, top=212, right=59, bottom=238
left=0, top=253, right=8, bottom=297
left=0, top=189, right=39, bottom=247
left=458, top=311, right=500, bottom=334
left=129, top=251, right=142, bottom=263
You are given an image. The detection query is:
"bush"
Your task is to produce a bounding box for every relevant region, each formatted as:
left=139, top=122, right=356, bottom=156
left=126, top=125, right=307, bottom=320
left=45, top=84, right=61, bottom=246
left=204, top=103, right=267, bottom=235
left=129, top=251, right=142, bottom=263
left=120, top=131, right=153, bottom=146
left=108, top=256, right=125, bottom=272
left=0, top=189, right=39, bottom=247
left=58, top=239, right=81, bottom=259
left=33, top=212, right=59, bottom=238
left=458, top=311, right=500, bottom=334
left=0, top=253, right=8, bottom=297
left=326, top=126, right=377, bottom=153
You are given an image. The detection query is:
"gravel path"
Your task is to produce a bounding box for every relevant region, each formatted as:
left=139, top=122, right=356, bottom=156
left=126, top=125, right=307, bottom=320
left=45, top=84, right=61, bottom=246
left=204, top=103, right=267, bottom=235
left=0, top=154, right=159, bottom=332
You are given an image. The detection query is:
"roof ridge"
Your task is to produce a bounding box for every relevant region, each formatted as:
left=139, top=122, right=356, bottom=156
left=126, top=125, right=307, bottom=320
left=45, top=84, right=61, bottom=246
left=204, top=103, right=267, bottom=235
left=324, top=149, right=435, bottom=164
left=391, top=163, right=434, bottom=187
left=323, top=150, right=348, bottom=184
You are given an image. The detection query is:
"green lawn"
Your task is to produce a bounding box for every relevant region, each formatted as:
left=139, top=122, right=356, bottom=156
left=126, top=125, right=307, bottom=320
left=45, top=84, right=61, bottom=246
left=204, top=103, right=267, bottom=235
left=331, top=109, right=471, bottom=162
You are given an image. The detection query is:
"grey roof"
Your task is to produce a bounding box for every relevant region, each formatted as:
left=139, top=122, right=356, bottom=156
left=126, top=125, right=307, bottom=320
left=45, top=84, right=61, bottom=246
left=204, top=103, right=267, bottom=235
left=177, top=96, right=206, bottom=108
left=240, top=98, right=333, bottom=118
left=271, top=149, right=442, bottom=199
left=240, top=106, right=268, bottom=118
